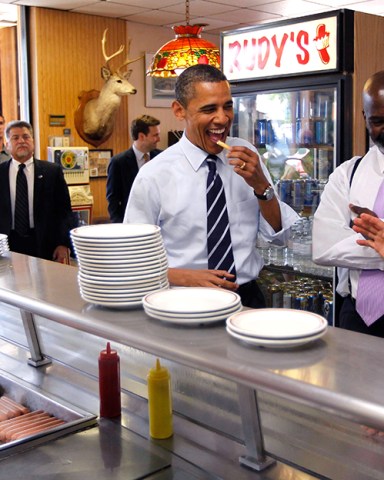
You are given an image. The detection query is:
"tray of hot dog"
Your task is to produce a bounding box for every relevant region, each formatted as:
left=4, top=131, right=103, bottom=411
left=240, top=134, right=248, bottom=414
left=0, top=370, right=98, bottom=459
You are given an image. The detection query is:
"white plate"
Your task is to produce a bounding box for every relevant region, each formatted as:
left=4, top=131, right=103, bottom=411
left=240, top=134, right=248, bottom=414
left=80, top=295, right=145, bottom=308
left=77, top=251, right=168, bottom=265
left=71, top=223, right=161, bottom=240
left=80, top=284, right=169, bottom=300
left=80, top=261, right=168, bottom=276
left=144, top=302, right=242, bottom=319
left=144, top=308, right=233, bottom=325
left=73, top=241, right=164, bottom=254
left=226, top=309, right=328, bottom=340
left=226, top=326, right=327, bottom=348
left=75, top=244, right=166, bottom=258
left=79, top=269, right=168, bottom=283
left=143, top=287, right=241, bottom=314
left=72, top=235, right=163, bottom=247
left=80, top=280, right=169, bottom=295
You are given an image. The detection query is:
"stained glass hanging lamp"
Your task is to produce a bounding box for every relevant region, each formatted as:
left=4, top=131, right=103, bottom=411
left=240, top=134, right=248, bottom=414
left=146, top=0, right=220, bottom=78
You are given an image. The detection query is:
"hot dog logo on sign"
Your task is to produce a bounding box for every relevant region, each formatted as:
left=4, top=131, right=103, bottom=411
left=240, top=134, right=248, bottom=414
left=222, top=15, right=337, bottom=81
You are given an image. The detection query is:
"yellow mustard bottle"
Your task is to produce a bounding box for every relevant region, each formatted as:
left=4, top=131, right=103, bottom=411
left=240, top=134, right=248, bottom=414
left=147, top=358, right=173, bottom=439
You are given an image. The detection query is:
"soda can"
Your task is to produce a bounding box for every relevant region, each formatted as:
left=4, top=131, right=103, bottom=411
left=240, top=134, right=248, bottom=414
left=283, top=290, right=294, bottom=309
left=267, top=284, right=283, bottom=308
left=293, top=293, right=307, bottom=311
left=256, top=119, right=267, bottom=145
left=292, top=180, right=304, bottom=211
left=322, top=295, right=334, bottom=325
left=306, top=290, right=319, bottom=313
left=278, top=179, right=292, bottom=205
left=315, top=121, right=325, bottom=144
left=303, top=179, right=314, bottom=207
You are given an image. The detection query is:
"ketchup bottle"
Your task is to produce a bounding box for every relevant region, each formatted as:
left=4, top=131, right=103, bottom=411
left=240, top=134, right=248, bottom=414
left=147, top=358, right=173, bottom=439
left=98, top=342, right=121, bottom=418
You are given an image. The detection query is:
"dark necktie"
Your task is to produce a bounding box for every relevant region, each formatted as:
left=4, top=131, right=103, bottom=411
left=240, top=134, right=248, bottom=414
left=14, top=163, right=30, bottom=236
left=206, top=155, right=236, bottom=278
left=356, top=180, right=384, bottom=326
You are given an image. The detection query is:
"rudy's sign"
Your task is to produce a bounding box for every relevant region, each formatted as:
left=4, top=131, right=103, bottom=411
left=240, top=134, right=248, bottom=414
left=222, top=15, right=338, bottom=81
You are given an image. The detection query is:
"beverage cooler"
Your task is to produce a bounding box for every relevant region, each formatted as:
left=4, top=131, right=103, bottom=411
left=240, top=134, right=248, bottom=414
left=221, top=9, right=384, bottom=324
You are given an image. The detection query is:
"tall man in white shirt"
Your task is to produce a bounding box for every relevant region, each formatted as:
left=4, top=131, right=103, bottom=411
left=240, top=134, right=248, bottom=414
left=313, top=70, right=384, bottom=336
left=124, top=65, right=298, bottom=308
left=106, top=115, right=161, bottom=223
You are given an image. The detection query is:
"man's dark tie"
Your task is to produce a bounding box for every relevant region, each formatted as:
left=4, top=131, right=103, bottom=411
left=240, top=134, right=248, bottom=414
left=206, top=155, right=236, bottom=278
left=14, top=163, right=30, bottom=236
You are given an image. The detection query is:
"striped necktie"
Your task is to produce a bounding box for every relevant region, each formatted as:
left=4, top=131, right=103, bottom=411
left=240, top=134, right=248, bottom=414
left=206, top=155, right=236, bottom=278
left=143, top=153, right=150, bottom=163
left=14, top=163, right=30, bottom=236
left=356, top=180, right=384, bottom=326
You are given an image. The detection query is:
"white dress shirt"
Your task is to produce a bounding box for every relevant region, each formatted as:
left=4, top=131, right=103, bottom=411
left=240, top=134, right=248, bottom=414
left=313, top=145, right=384, bottom=298
left=9, top=157, right=35, bottom=229
left=124, top=134, right=298, bottom=285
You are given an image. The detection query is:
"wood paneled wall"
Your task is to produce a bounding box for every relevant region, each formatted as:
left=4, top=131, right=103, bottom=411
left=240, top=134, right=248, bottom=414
left=0, top=26, right=18, bottom=123
left=353, top=12, right=384, bottom=156
left=28, top=8, right=132, bottom=220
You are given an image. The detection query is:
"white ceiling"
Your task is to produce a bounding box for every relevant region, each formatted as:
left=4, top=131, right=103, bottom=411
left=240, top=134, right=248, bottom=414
left=0, top=0, right=382, bottom=34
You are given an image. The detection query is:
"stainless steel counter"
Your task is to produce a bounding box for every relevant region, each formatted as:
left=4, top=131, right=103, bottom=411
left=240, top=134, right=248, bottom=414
left=1, top=252, right=384, bottom=478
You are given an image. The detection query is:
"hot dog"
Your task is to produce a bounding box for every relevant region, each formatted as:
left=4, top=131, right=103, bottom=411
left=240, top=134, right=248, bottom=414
left=1, top=396, right=30, bottom=415
left=11, top=419, right=65, bottom=441
left=0, top=410, right=45, bottom=441
left=6, top=415, right=55, bottom=442
left=0, top=410, right=44, bottom=430
left=0, top=403, right=19, bottom=420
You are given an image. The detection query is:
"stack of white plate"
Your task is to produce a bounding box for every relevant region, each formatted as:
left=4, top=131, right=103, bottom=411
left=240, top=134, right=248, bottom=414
left=143, top=287, right=242, bottom=325
left=226, top=309, right=327, bottom=348
left=70, top=224, right=169, bottom=308
left=0, top=234, right=9, bottom=256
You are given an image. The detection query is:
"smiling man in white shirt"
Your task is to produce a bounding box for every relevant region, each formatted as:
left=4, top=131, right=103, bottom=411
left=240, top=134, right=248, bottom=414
left=124, top=65, right=298, bottom=308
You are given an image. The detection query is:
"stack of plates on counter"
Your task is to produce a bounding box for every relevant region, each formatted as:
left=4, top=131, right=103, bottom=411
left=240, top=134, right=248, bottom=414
left=70, top=223, right=169, bottom=308
left=143, top=287, right=242, bottom=325
left=0, top=234, right=9, bottom=255
left=226, top=309, right=327, bottom=348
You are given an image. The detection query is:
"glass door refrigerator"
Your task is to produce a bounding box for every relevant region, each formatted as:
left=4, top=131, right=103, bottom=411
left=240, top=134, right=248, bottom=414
left=221, top=9, right=384, bottom=324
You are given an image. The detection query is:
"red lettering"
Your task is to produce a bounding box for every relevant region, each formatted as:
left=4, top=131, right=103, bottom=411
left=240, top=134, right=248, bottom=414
left=228, top=41, right=241, bottom=73
left=296, top=30, right=309, bottom=64
left=244, top=38, right=256, bottom=71
left=258, top=36, right=270, bottom=70
left=271, top=33, right=288, bottom=68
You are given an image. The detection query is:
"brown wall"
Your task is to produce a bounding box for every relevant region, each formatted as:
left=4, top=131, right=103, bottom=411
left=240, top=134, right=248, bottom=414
left=353, top=12, right=384, bottom=156
left=0, top=26, right=18, bottom=123
left=28, top=8, right=134, bottom=220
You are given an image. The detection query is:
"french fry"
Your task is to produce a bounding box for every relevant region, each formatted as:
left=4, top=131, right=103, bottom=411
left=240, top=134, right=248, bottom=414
left=216, top=140, right=231, bottom=150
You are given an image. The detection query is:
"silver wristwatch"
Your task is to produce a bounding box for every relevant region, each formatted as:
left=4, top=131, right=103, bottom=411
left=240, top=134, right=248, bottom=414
left=254, top=185, right=275, bottom=201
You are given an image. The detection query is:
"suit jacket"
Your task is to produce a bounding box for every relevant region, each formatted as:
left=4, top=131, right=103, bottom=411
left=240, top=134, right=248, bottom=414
left=0, top=159, right=76, bottom=260
left=106, top=147, right=162, bottom=223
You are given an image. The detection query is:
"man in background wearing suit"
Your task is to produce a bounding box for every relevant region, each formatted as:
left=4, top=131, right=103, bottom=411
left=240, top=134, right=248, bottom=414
left=106, top=115, right=161, bottom=223
left=0, top=120, right=76, bottom=262
left=0, top=114, right=11, bottom=164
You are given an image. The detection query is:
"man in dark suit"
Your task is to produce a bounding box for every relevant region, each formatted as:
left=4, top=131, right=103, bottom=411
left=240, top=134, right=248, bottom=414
left=106, top=115, right=161, bottom=223
left=0, top=120, right=76, bottom=262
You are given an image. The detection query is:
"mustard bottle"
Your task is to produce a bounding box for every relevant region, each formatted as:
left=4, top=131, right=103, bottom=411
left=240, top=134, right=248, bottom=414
left=147, top=358, right=173, bottom=439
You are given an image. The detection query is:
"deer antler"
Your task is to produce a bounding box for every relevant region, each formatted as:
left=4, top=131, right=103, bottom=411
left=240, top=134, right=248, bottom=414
left=117, top=38, right=143, bottom=76
left=101, top=28, right=125, bottom=68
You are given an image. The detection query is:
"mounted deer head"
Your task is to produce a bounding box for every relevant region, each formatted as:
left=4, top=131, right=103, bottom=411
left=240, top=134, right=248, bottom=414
left=75, top=29, right=141, bottom=147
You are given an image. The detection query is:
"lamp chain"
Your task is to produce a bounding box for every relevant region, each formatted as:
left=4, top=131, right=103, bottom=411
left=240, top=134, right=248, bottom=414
left=185, top=0, right=190, bottom=25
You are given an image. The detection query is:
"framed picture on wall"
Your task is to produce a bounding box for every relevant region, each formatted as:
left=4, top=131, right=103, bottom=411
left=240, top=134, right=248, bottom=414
left=145, top=54, right=177, bottom=108
left=89, top=149, right=113, bottom=177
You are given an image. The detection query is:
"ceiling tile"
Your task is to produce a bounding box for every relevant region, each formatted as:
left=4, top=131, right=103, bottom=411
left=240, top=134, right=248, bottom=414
left=72, top=2, right=146, bottom=17
left=122, top=9, right=185, bottom=26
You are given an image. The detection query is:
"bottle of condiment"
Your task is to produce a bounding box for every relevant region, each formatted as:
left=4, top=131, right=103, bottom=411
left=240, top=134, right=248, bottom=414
left=98, top=342, right=121, bottom=418
left=147, top=358, right=173, bottom=439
